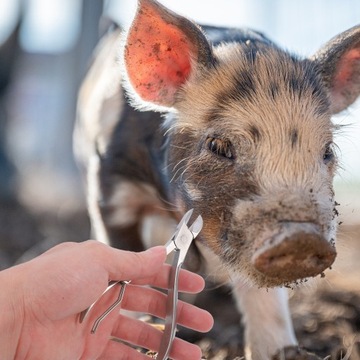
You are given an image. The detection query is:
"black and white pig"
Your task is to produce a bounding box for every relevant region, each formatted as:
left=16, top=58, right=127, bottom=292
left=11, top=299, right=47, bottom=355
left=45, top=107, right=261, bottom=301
left=74, top=0, right=360, bottom=358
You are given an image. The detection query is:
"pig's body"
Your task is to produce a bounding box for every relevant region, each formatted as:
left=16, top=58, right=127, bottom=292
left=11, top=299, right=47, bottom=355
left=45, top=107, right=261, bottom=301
left=75, top=1, right=360, bottom=358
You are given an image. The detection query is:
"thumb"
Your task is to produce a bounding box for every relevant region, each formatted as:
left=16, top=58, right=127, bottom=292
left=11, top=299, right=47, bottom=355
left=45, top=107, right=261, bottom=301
left=106, top=246, right=167, bottom=281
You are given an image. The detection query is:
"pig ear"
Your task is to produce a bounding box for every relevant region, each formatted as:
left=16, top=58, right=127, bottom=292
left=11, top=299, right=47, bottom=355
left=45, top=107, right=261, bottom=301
left=312, top=25, right=360, bottom=114
left=123, top=0, right=214, bottom=111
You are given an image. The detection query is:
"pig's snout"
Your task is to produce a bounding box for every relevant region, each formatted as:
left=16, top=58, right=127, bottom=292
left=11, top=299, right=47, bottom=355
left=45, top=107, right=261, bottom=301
left=252, top=222, right=336, bottom=285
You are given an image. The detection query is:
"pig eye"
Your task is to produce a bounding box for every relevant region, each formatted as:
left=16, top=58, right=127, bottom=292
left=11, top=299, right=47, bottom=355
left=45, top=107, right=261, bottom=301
left=206, top=137, right=234, bottom=160
left=323, top=143, right=334, bottom=164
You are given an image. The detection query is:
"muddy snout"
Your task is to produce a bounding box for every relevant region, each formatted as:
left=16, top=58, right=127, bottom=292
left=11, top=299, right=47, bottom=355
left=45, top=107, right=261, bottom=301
left=252, top=222, right=336, bottom=285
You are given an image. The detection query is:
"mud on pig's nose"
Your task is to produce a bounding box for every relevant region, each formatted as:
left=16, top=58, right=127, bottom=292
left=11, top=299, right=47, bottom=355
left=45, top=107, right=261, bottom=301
left=252, top=222, right=337, bottom=285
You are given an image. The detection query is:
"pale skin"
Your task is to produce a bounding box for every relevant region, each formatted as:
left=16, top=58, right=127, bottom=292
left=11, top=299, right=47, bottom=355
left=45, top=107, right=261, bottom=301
left=0, top=240, right=214, bottom=360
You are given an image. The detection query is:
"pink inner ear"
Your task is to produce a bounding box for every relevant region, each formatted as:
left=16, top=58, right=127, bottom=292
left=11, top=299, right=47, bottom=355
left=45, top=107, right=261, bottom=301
left=332, top=48, right=360, bottom=90
left=329, top=46, right=360, bottom=113
left=125, top=2, right=195, bottom=106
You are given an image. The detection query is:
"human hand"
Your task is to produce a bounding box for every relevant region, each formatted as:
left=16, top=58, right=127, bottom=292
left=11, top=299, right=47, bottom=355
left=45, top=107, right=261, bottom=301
left=0, top=241, right=213, bottom=359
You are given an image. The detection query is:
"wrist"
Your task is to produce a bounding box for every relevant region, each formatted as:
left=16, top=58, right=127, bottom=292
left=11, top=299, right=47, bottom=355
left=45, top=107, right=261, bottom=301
left=0, top=264, right=26, bottom=359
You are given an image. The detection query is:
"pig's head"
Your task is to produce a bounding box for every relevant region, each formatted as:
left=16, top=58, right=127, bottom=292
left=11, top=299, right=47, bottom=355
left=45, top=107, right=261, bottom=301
left=123, top=0, right=360, bottom=287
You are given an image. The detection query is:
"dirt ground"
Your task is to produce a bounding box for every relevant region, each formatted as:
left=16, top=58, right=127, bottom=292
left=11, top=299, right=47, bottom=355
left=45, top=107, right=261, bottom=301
left=1, top=197, right=360, bottom=360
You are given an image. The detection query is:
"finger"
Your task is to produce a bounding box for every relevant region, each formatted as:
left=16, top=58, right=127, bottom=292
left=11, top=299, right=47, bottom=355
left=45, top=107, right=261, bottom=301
left=82, top=241, right=167, bottom=281
left=131, top=265, right=205, bottom=294
left=110, top=314, right=203, bottom=360
left=121, top=285, right=214, bottom=333
left=86, top=242, right=204, bottom=293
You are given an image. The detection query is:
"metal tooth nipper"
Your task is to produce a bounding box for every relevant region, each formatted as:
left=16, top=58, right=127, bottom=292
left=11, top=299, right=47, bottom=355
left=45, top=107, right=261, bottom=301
left=78, top=209, right=203, bottom=360
left=157, top=209, right=203, bottom=360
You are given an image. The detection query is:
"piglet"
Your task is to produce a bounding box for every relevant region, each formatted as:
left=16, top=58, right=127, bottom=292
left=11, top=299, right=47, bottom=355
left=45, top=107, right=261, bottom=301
left=75, top=0, right=360, bottom=358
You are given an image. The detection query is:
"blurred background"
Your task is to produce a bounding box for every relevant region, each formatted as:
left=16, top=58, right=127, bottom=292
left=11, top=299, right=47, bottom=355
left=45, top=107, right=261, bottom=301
left=0, top=0, right=359, bottom=267
left=0, top=1, right=360, bottom=358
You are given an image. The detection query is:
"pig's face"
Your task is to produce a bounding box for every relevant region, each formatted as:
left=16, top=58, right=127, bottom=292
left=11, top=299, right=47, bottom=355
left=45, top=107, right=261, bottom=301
left=167, top=45, right=337, bottom=287
left=123, top=0, right=360, bottom=287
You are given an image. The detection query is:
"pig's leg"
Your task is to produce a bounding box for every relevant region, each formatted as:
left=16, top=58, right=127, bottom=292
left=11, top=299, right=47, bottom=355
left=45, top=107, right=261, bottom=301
left=233, top=284, right=297, bottom=359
